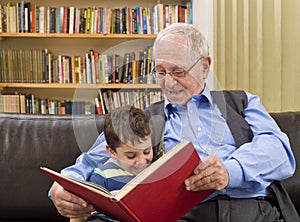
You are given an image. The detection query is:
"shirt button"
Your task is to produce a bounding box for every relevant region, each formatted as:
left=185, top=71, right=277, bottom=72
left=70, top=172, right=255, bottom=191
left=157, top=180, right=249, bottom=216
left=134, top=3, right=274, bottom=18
left=197, top=127, right=201, bottom=131
left=206, top=147, right=216, bottom=155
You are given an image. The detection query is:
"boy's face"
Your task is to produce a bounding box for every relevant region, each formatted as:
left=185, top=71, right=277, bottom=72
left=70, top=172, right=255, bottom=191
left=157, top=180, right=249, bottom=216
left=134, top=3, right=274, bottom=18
left=107, top=136, right=153, bottom=175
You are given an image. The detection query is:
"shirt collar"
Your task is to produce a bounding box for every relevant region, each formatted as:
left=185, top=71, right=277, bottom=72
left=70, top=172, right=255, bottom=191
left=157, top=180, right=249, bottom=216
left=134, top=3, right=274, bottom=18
left=164, top=84, right=214, bottom=118
left=193, top=84, right=214, bottom=105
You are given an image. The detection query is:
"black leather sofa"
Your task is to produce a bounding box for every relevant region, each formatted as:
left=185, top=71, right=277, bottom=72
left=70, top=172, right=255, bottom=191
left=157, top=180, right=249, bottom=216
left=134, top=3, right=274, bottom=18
left=0, top=112, right=299, bottom=221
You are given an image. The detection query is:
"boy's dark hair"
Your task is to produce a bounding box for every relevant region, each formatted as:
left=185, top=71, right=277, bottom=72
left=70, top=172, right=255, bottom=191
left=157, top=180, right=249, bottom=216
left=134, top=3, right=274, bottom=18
left=104, top=106, right=151, bottom=151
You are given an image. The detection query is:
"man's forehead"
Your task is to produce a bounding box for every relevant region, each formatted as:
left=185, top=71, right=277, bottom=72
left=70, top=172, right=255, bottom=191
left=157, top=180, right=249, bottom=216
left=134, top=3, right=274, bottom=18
left=156, top=37, right=188, bottom=51
left=160, top=34, right=187, bottom=45
left=154, top=38, right=194, bottom=64
left=155, top=49, right=192, bottom=68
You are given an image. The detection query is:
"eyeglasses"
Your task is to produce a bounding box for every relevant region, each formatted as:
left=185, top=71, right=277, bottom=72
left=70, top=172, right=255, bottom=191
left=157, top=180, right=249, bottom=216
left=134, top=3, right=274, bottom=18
left=151, top=56, right=203, bottom=81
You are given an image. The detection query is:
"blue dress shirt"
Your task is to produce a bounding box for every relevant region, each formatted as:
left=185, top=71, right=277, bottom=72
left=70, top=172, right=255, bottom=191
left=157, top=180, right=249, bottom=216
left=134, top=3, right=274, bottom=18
left=59, top=85, right=295, bottom=199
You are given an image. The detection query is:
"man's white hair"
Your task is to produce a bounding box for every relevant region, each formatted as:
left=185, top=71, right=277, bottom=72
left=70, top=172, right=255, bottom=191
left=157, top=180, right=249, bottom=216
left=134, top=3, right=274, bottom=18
left=153, top=23, right=210, bottom=61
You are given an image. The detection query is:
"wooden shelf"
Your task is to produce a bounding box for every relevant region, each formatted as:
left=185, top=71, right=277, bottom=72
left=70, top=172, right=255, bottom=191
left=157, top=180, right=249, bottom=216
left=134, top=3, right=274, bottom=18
left=0, top=0, right=189, bottom=114
left=0, top=83, right=160, bottom=90
left=0, top=33, right=157, bottom=39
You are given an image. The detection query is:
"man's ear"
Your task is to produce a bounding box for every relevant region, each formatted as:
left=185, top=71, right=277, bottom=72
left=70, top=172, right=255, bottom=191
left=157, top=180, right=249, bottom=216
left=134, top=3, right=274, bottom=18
left=202, top=56, right=211, bottom=70
left=206, top=56, right=212, bottom=66
left=202, top=56, right=211, bottom=78
left=106, top=145, right=116, bottom=158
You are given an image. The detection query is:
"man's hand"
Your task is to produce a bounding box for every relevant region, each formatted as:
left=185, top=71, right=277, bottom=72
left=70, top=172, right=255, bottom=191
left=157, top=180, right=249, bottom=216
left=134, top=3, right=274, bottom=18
left=184, top=155, right=229, bottom=191
left=51, top=182, right=95, bottom=218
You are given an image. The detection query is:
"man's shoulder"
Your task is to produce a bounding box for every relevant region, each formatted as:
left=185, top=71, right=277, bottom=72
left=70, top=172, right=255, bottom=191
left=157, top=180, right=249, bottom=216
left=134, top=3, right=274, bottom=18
left=211, top=90, right=247, bottom=98
left=211, top=90, right=248, bottom=113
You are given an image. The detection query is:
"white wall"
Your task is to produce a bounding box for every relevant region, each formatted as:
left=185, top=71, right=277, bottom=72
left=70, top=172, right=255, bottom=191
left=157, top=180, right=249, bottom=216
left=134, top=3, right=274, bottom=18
left=193, top=0, right=215, bottom=89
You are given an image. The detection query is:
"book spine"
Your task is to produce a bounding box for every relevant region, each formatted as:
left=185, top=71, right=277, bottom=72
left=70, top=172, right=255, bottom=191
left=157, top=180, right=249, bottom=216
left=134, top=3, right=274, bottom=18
left=0, top=5, right=2, bottom=33
left=24, top=7, right=28, bottom=32
left=69, top=6, right=74, bottom=34
left=63, top=6, right=68, bottom=33
left=39, top=6, right=45, bottom=33
left=49, top=7, right=56, bottom=33
left=189, top=1, right=193, bottom=24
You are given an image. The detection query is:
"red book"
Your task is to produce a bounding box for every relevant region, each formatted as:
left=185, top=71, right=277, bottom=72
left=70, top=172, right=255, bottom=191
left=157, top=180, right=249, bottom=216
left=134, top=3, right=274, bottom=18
left=41, top=141, right=214, bottom=222
left=63, top=7, right=69, bottom=33
left=95, top=96, right=103, bottom=115
left=31, top=4, right=36, bottom=33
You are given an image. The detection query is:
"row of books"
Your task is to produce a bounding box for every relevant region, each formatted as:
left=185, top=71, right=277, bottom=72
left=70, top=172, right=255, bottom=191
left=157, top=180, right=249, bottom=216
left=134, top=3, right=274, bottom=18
left=0, top=94, right=94, bottom=114
left=96, top=89, right=163, bottom=114
left=0, top=48, right=44, bottom=83
left=0, top=47, right=155, bottom=84
left=0, top=89, right=163, bottom=114
left=0, top=2, right=192, bottom=34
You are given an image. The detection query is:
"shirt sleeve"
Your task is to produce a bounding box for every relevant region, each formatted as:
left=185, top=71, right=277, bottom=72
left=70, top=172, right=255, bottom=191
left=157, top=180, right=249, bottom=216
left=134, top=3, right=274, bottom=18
left=224, top=92, right=296, bottom=191
left=60, top=132, right=109, bottom=180
left=48, top=132, right=109, bottom=199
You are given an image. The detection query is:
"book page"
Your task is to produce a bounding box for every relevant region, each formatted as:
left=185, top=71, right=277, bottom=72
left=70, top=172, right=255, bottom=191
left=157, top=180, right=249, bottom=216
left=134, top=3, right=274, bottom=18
left=70, top=177, right=111, bottom=195
left=40, top=167, right=113, bottom=197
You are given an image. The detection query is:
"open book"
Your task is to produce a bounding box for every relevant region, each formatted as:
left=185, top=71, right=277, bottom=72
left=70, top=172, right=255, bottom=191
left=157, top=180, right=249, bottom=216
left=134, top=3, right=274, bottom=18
left=41, top=140, right=214, bottom=222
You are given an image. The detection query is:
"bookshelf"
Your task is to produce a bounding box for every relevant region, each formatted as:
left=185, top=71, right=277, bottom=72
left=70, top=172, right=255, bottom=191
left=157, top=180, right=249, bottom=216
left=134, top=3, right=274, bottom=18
left=0, top=0, right=193, bottom=114
left=0, top=33, right=157, bottom=39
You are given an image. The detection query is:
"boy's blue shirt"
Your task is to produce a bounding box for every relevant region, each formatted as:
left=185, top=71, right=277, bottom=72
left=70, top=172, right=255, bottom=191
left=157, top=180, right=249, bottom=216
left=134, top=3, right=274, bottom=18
left=88, top=158, right=135, bottom=192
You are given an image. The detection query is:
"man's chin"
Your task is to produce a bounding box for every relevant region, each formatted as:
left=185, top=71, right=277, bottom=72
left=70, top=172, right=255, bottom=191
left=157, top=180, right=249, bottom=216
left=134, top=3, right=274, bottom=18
left=167, top=94, right=180, bottom=102
left=168, top=96, right=188, bottom=106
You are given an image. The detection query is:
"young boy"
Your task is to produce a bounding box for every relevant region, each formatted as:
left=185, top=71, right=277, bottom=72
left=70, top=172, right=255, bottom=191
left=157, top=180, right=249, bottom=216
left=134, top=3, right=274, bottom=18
left=71, top=106, right=154, bottom=222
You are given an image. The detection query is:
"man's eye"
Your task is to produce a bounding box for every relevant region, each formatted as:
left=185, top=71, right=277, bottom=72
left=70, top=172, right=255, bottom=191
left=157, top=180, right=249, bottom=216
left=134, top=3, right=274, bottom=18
left=173, top=70, right=185, bottom=75
left=157, top=72, right=166, bottom=76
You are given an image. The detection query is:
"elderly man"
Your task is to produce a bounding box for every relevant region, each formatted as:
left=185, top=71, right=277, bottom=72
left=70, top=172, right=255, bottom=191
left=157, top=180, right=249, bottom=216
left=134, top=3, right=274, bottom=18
left=50, top=23, right=296, bottom=222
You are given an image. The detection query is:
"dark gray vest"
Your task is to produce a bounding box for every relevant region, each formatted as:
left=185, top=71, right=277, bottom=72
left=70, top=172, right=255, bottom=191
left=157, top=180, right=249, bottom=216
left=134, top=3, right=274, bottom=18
left=147, top=90, right=253, bottom=152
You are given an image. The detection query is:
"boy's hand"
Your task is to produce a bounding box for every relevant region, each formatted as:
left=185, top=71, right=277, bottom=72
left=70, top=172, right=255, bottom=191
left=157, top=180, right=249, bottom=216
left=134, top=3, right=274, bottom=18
left=51, top=182, right=95, bottom=218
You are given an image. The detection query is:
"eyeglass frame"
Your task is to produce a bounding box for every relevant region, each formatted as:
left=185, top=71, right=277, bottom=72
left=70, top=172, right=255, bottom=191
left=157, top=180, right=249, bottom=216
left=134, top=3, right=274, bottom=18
left=151, top=56, right=204, bottom=81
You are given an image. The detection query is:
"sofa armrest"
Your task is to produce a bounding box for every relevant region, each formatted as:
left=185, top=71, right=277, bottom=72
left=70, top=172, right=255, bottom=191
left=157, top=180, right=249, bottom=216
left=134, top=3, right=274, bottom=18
left=271, top=112, right=300, bottom=216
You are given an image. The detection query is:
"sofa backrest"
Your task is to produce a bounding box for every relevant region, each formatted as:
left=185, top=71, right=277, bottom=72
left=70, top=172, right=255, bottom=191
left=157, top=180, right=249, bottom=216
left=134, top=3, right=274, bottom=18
left=0, top=113, right=105, bottom=221
left=0, top=112, right=299, bottom=220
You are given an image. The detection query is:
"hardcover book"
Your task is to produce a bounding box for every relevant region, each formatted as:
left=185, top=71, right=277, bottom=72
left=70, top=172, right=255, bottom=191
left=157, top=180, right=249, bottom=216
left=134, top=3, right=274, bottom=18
left=41, top=140, right=214, bottom=222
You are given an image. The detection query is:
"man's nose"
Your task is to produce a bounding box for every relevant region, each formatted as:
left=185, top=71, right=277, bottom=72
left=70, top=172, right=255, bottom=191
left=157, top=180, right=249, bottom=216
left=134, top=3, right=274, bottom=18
left=165, top=73, right=178, bottom=85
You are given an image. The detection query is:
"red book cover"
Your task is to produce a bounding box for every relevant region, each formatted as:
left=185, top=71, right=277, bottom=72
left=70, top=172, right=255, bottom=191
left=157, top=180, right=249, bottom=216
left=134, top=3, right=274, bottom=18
left=41, top=141, right=214, bottom=222
left=95, top=96, right=103, bottom=115
left=93, top=51, right=99, bottom=83
left=63, top=7, right=69, bottom=33
left=31, top=4, right=36, bottom=33
left=178, top=5, right=182, bottom=23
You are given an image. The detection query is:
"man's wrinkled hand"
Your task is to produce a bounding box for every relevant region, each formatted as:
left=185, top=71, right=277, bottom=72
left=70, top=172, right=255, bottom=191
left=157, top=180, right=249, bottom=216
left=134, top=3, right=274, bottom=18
left=51, top=182, right=95, bottom=218
left=185, top=155, right=229, bottom=191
